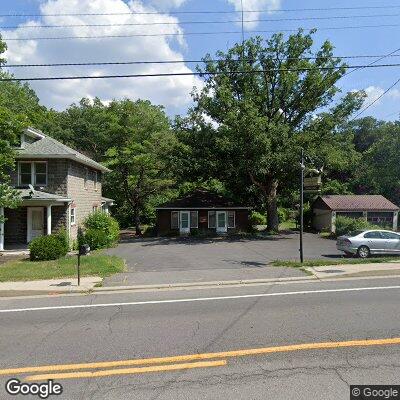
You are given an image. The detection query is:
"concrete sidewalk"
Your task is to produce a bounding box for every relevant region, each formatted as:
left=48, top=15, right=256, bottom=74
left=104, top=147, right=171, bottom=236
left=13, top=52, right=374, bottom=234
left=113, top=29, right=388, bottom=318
left=0, top=276, right=102, bottom=296
left=306, top=262, right=400, bottom=279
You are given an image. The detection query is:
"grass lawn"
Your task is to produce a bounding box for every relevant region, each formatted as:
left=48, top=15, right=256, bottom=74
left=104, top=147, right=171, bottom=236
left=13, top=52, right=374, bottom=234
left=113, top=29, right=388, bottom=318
left=0, top=252, right=125, bottom=282
left=271, top=257, right=399, bottom=269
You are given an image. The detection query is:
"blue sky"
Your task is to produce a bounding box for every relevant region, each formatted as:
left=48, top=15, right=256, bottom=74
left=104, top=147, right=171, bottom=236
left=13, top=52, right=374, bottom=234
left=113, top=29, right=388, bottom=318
left=1, top=0, right=400, bottom=120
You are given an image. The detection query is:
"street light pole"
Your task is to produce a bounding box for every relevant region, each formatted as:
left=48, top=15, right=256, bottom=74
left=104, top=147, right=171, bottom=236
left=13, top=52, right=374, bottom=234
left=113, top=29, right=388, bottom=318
left=300, top=148, right=305, bottom=264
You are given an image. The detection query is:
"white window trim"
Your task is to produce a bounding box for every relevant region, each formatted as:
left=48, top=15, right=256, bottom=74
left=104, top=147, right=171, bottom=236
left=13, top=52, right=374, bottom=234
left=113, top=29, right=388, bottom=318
left=171, top=211, right=179, bottom=229
left=70, top=208, right=76, bottom=226
left=190, top=211, right=199, bottom=229
left=18, top=161, right=48, bottom=187
left=208, top=211, right=216, bottom=229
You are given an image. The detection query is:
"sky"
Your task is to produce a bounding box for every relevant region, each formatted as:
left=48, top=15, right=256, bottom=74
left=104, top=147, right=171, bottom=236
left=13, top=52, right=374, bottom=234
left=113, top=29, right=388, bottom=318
left=1, top=0, right=400, bottom=120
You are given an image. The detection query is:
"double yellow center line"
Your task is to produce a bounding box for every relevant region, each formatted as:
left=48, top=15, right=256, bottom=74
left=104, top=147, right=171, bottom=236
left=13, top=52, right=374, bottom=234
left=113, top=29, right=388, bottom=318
left=1, top=337, right=400, bottom=381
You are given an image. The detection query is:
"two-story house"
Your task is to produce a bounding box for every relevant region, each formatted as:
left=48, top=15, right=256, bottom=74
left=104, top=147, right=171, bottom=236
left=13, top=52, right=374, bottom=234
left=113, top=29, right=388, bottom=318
left=0, top=127, right=114, bottom=251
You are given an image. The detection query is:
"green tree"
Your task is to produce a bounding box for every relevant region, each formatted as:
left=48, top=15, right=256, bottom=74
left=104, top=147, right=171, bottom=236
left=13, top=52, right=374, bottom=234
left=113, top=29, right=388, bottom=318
left=0, top=108, right=23, bottom=221
left=105, top=100, right=179, bottom=234
left=184, top=32, right=363, bottom=230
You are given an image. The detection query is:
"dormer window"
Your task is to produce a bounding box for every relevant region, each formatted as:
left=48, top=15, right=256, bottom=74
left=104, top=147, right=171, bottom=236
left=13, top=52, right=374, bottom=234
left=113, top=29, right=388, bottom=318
left=18, top=161, right=47, bottom=187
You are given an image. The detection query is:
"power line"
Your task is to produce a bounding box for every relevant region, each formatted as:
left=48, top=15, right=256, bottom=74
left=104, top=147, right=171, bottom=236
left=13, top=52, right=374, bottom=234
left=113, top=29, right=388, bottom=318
left=4, top=23, right=400, bottom=41
left=352, top=77, right=400, bottom=120
left=6, top=54, right=400, bottom=68
left=2, top=12, right=400, bottom=29
left=2, top=62, right=400, bottom=82
left=2, top=5, right=400, bottom=17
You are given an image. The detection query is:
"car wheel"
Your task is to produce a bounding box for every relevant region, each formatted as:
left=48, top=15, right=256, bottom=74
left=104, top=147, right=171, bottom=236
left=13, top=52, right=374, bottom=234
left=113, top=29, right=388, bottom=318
left=357, top=245, right=370, bottom=259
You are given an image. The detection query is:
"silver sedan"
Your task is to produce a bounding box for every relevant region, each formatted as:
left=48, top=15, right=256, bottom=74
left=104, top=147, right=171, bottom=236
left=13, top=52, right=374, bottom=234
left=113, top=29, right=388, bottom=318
left=336, top=229, right=400, bottom=258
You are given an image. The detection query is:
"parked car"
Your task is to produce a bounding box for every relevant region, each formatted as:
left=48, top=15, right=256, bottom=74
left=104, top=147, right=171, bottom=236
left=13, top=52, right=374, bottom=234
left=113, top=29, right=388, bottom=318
left=336, top=230, right=400, bottom=258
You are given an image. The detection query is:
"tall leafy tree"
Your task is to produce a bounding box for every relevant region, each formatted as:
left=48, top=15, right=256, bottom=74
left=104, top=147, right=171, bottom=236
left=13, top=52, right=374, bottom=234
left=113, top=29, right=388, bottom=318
left=105, top=100, right=179, bottom=234
left=184, top=31, right=363, bottom=230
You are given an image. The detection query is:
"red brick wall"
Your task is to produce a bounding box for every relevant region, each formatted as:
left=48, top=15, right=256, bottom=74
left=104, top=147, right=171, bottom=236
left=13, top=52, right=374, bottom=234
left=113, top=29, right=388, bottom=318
left=156, top=209, right=250, bottom=235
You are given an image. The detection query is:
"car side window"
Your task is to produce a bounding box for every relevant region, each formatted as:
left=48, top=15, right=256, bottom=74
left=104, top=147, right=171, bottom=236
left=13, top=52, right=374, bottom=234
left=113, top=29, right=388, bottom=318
left=381, top=232, right=400, bottom=240
left=364, top=231, right=382, bottom=239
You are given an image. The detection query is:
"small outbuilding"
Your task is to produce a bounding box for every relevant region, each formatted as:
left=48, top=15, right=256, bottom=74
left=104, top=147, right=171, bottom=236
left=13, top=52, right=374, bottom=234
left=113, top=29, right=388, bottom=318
left=312, top=195, right=399, bottom=233
left=156, top=189, right=251, bottom=235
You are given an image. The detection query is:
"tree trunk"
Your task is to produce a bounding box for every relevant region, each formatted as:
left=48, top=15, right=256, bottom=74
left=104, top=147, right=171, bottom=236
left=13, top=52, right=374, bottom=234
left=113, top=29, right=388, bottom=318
left=133, top=206, right=142, bottom=236
left=264, top=178, right=279, bottom=232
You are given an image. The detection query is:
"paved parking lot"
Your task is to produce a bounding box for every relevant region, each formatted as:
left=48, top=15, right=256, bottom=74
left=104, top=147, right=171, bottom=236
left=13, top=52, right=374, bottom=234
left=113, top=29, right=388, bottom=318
left=104, top=232, right=341, bottom=286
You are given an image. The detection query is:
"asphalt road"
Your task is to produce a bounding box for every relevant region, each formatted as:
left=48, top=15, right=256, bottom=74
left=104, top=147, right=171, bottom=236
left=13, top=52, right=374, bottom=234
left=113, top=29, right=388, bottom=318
left=1, top=277, right=400, bottom=399
left=105, top=232, right=340, bottom=286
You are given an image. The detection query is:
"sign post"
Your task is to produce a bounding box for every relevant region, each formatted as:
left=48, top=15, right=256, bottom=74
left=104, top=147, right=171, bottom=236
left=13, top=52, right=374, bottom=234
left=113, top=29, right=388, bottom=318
left=77, top=244, right=90, bottom=286
left=300, top=149, right=305, bottom=264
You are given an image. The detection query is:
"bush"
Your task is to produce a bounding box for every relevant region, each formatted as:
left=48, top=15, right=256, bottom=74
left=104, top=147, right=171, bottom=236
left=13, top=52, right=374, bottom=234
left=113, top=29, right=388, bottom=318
left=79, top=212, right=120, bottom=250
left=29, top=230, right=69, bottom=261
left=250, top=211, right=266, bottom=226
left=335, top=216, right=377, bottom=237
left=278, top=207, right=290, bottom=223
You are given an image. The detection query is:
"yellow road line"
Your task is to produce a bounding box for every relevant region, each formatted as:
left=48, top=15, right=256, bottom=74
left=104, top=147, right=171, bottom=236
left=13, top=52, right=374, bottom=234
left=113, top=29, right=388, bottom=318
left=1, top=337, right=400, bottom=376
left=25, top=360, right=227, bottom=381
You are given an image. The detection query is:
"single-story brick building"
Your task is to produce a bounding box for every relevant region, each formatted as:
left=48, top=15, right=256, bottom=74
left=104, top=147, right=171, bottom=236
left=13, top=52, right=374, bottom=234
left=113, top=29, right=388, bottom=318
left=312, top=195, right=399, bottom=233
left=156, top=189, right=251, bottom=235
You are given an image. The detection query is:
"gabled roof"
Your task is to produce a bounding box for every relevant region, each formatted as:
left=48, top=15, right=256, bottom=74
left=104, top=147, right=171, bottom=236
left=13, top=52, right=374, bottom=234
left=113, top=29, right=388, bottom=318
left=156, top=189, right=250, bottom=209
left=16, top=128, right=110, bottom=173
left=315, top=195, right=399, bottom=211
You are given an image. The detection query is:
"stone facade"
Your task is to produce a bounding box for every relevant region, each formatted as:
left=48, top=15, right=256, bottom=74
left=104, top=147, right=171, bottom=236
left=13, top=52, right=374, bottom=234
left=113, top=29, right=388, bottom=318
left=67, top=160, right=103, bottom=241
left=10, top=159, right=68, bottom=195
left=4, top=158, right=104, bottom=247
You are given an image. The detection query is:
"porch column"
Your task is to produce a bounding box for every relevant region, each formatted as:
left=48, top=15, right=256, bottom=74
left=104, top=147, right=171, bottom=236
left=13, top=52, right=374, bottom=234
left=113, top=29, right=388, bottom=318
left=0, top=207, right=4, bottom=251
left=394, top=211, right=399, bottom=231
left=331, top=211, right=337, bottom=234
left=47, top=205, right=52, bottom=235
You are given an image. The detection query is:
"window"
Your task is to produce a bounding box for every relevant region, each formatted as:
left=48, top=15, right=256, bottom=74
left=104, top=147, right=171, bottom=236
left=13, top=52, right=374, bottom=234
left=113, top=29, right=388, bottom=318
left=94, top=171, right=98, bottom=191
left=190, top=211, right=198, bottom=228
left=19, top=162, right=32, bottom=186
left=228, top=211, right=235, bottom=228
left=208, top=211, right=216, bottom=228
left=381, top=232, right=400, bottom=240
left=35, top=162, right=47, bottom=185
left=364, top=231, right=382, bottom=239
left=70, top=208, right=76, bottom=225
left=171, top=211, right=179, bottom=229
left=84, top=168, right=88, bottom=189
left=18, top=162, right=47, bottom=186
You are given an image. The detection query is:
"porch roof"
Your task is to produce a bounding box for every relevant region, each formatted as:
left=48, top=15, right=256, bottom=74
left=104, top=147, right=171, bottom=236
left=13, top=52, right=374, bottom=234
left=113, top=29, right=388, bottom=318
left=18, top=189, right=71, bottom=203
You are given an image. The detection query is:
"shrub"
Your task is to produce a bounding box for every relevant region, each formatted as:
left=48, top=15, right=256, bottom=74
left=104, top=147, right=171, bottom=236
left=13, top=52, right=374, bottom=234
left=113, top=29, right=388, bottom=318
left=29, top=230, right=69, bottom=261
left=335, top=216, right=377, bottom=237
left=79, top=212, right=120, bottom=250
left=82, top=228, right=111, bottom=250
left=250, top=211, right=266, bottom=226
left=278, top=207, right=290, bottom=223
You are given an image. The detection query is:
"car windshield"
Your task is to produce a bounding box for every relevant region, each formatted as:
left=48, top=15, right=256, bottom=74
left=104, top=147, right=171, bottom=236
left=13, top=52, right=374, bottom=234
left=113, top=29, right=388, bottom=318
left=346, top=230, right=364, bottom=237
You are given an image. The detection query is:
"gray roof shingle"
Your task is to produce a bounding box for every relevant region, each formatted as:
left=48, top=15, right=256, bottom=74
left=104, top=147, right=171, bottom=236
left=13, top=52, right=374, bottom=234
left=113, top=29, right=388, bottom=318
left=317, top=195, right=399, bottom=211
left=18, top=189, right=71, bottom=202
left=17, top=128, right=110, bottom=172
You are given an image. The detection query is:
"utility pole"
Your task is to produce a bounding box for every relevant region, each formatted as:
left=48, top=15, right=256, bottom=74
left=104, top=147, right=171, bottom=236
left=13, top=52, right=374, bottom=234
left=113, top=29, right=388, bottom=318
left=300, top=148, right=305, bottom=263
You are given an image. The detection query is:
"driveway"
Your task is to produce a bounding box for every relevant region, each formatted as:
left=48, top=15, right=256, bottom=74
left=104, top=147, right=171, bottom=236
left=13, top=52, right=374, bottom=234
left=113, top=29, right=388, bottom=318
left=104, top=232, right=341, bottom=286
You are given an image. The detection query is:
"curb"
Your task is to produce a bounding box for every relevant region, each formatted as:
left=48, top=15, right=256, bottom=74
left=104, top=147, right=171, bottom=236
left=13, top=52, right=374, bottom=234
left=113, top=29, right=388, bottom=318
left=93, top=276, right=316, bottom=292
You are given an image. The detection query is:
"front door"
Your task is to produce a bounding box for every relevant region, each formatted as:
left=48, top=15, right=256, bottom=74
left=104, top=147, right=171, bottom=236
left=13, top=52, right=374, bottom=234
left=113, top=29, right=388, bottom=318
left=180, top=211, right=190, bottom=234
left=27, top=207, right=44, bottom=243
left=216, top=211, right=227, bottom=233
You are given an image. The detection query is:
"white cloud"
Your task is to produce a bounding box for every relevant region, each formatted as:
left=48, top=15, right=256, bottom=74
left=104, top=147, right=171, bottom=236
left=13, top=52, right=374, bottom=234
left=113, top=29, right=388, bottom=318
left=148, top=0, right=187, bottom=10
left=2, top=0, right=202, bottom=113
left=363, top=85, right=400, bottom=106
left=226, top=0, right=282, bottom=29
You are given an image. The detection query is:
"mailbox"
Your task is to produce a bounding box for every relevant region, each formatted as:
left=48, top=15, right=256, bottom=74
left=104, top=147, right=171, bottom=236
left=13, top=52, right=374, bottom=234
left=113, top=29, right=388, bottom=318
left=79, top=244, right=90, bottom=256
